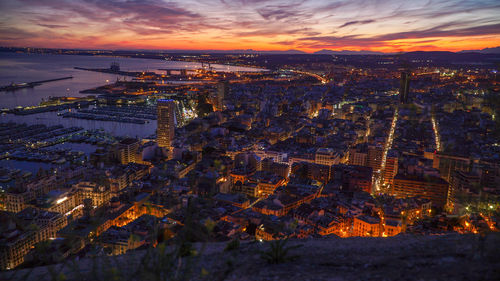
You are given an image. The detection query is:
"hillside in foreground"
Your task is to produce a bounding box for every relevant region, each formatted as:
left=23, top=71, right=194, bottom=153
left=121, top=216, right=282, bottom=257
left=2, top=233, right=499, bottom=281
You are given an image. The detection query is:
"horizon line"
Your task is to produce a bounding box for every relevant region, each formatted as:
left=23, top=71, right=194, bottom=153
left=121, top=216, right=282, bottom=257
left=2, top=46, right=499, bottom=55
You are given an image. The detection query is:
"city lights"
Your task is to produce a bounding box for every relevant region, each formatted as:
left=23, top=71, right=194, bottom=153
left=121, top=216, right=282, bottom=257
left=0, top=1, right=499, bottom=275
left=56, top=197, right=68, bottom=205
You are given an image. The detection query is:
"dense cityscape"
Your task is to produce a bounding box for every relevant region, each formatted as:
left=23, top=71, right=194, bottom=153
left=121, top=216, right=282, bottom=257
left=1, top=0, right=500, bottom=280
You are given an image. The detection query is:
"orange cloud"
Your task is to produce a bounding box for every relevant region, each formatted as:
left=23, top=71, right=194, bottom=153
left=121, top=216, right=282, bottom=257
left=0, top=0, right=499, bottom=53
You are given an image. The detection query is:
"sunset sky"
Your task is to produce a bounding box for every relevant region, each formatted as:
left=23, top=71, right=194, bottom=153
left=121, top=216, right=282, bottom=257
left=1, top=0, right=499, bottom=53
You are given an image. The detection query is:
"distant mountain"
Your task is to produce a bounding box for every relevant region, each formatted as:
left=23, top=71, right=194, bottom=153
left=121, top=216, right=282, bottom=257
left=399, top=51, right=478, bottom=61
left=313, top=49, right=387, bottom=55
left=459, top=46, right=500, bottom=54
left=256, top=49, right=307, bottom=55
left=152, top=49, right=307, bottom=55
left=400, top=51, right=456, bottom=57
left=314, top=48, right=500, bottom=55
left=111, top=47, right=500, bottom=55
left=394, top=51, right=500, bottom=66
left=3, top=45, right=500, bottom=56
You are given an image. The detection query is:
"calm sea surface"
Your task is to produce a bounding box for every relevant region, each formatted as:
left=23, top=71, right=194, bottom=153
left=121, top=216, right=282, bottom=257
left=0, top=52, right=261, bottom=137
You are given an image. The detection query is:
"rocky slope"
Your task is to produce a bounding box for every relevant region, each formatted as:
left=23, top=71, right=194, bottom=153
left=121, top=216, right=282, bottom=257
left=2, top=233, right=499, bottom=281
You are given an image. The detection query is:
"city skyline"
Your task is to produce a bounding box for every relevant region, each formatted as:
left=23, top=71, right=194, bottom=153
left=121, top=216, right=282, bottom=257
left=1, top=0, right=500, bottom=53
left=1, top=1, right=499, bottom=278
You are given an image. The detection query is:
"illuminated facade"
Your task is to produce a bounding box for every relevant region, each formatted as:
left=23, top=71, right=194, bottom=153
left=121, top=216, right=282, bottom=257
left=4, top=192, right=28, bottom=213
left=117, top=138, right=140, bottom=164
left=383, top=152, right=398, bottom=186
left=74, top=182, right=111, bottom=208
left=38, top=190, right=77, bottom=216
left=392, top=174, right=449, bottom=207
left=353, top=215, right=381, bottom=237
left=315, top=148, right=340, bottom=166
left=348, top=149, right=368, bottom=167
left=157, top=99, right=176, bottom=148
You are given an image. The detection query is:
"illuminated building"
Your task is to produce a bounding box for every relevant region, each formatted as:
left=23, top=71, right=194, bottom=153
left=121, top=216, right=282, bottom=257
left=261, top=158, right=290, bottom=179
left=37, top=190, right=78, bottom=216
left=98, top=215, right=161, bottom=256
left=157, top=99, right=176, bottom=148
left=383, top=150, right=398, bottom=186
left=215, top=81, right=228, bottom=111
left=392, top=174, right=449, bottom=207
left=348, top=146, right=368, bottom=167
left=117, top=138, right=140, bottom=164
left=432, top=153, right=472, bottom=182
left=230, top=167, right=256, bottom=185
left=3, top=175, right=58, bottom=213
left=106, top=163, right=150, bottom=192
left=348, top=143, right=383, bottom=172
left=255, top=223, right=287, bottom=241
left=253, top=174, right=286, bottom=198
left=234, top=152, right=261, bottom=172
left=315, top=148, right=340, bottom=166
left=240, top=181, right=258, bottom=198
left=384, top=219, right=402, bottom=236
left=367, top=144, right=383, bottom=172
left=447, top=170, right=480, bottom=213
left=235, top=171, right=286, bottom=198
left=4, top=192, right=29, bottom=213
left=73, top=181, right=111, bottom=208
left=353, top=215, right=381, bottom=237
left=399, top=71, right=410, bottom=104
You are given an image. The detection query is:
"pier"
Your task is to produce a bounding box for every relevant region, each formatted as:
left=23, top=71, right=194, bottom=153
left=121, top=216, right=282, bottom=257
left=74, top=66, right=148, bottom=77
left=7, top=97, right=95, bottom=115
left=0, top=76, right=73, bottom=91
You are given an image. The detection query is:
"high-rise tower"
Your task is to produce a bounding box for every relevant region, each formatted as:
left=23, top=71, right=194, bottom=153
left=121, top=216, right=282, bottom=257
left=157, top=99, right=175, bottom=148
left=215, top=81, right=229, bottom=111
left=399, top=71, right=410, bottom=104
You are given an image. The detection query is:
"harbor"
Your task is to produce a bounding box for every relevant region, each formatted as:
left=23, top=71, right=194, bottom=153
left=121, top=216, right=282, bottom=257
left=0, top=121, right=119, bottom=184
left=0, top=122, right=119, bottom=159
left=61, top=105, right=156, bottom=124
left=0, top=53, right=235, bottom=138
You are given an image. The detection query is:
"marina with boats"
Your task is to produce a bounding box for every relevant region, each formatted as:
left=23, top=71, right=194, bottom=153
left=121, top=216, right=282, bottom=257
left=0, top=120, right=122, bottom=184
